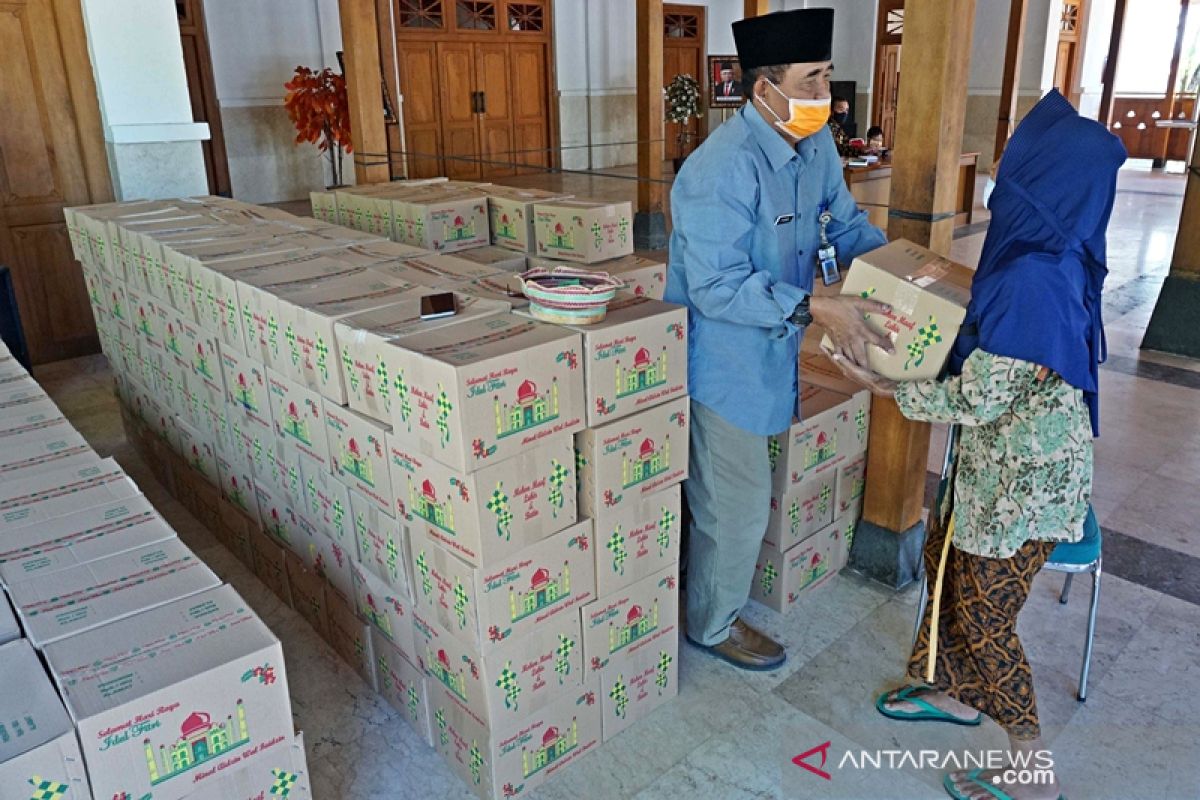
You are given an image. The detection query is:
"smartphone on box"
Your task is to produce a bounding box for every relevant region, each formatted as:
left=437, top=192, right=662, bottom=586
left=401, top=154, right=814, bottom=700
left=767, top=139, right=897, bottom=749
left=420, top=292, right=457, bottom=320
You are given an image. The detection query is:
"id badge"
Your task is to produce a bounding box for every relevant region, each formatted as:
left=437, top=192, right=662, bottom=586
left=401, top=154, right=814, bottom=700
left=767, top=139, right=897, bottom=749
left=818, top=245, right=841, bottom=286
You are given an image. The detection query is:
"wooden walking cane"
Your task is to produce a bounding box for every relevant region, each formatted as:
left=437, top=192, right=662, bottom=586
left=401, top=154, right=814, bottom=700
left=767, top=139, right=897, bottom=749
left=925, top=424, right=959, bottom=684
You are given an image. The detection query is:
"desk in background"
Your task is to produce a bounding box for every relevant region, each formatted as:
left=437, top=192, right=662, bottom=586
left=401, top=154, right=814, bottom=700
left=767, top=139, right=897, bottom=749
left=843, top=153, right=979, bottom=231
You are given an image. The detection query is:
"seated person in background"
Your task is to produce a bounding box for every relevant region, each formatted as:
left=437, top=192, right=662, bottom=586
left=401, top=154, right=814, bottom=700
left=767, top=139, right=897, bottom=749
left=866, top=126, right=886, bottom=154
left=829, top=95, right=852, bottom=155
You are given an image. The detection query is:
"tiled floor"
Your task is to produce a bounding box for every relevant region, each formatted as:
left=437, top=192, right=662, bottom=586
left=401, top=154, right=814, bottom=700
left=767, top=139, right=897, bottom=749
left=36, top=166, right=1200, bottom=799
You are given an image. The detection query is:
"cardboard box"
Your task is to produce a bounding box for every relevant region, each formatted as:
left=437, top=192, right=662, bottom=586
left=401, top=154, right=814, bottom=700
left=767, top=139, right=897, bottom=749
left=0, top=457, right=131, bottom=534
left=8, top=538, right=221, bottom=648
left=311, top=190, right=338, bottom=224
left=220, top=341, right=273, bottom=430
left=297, top=448, right=354, bottom=546
left=529, top=253, right=668, bottom=300
left=250, top=525, right=293, bottom=606
left=450, top=244, right=528, bottom=273
left=43, top=585, right=294, bottom=800
left=580, top=562, right=679, bottom=677
left=286, top=549, right=330, bottom=639
left=591, top=485, right=681, bottom=598
left=0, top=397, right=62, bottom=434
left=216, top=450, right=259, bottom=524
left=836, top=452, right=868, bottom=518
left=429, top=679, right=601, bottom=800
left=390, top=434, right=577, bottom=568
left=180, top=732, right=312, bottom=800
left=533, top=200, right=633, bottom=264
left=216, top=500, right=257, bottom=569
left=324, top=400, right=394, bottom=516
left=395, top=192, right=490, bottom=252
left=324, top=571, right=377, bottom=691
left=350, top=486, right=412, bottom=599
left=254, top=480, right=307, bottom=558
left=598, top=627, right=678, bottom=741
left=267, top=369, right=331, bottom=470
left=575, top=396, right=689, bottom=519
left=413, top=601, right=584, bottom=731
left=352, top=559, right=416, bottom=663
left=371, top=627, right=433, bottom=745
left=768, top=383, right=869, bottom=498
left=0, top=427, right=94, bottom=482
left=394, top=252, right=507, bottom=285
left=261, top=435, right=305, bottom=511
left=821, top=239, right=973, bottom=380
left=454, top=272, right=531, bottom=310
left=485, top=186, right=571, bottom=253
left=0, top=375, right=46, bottom=410
left=554, top=295, right=687, bottom=426
left=335, top=292, right=511, bottom=424
left=0, top=495, right=176, bottom=586
left=307, top=525, right=356, bottom=605
left=0, top=592, right=18, bottom=644
left=765, top=455, right=840, bottom=552
left=176, top=413, right=220, bottom=485
left=411, top=518, right=594, bottom=656
left=751, top=514, right=849, bottom=613
left=0, top=640, right=92, bottom=800
left=384, top=313, right=585, bottom=473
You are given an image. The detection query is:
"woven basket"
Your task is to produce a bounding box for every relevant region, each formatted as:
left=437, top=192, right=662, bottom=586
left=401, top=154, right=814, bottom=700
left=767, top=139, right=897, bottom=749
left=519, top=266, right=625, bottom=325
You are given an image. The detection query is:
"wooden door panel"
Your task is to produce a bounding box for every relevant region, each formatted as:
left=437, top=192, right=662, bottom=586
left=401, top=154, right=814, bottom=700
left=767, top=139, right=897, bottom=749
left=399, top=42, right=442, bottom=176
left=437, top=42, right=481, bottom=179
left=476, top=43, right=513, bottom=177
left=509, top=43, right=549, bottom=171
left=406, top=128, right=443, bottom=179
left=0, top=0, right=104, bottom=363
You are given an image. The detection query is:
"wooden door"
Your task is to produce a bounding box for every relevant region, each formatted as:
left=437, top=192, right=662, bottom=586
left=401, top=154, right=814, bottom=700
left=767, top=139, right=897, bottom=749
left=437, top=42, right=483, bottom=180
left=1054, top=0, right=1087, bottom=106
left=399, top=41, right=442, bottom=178
left=664, top=5, right=705, bottom=162
left=0, top=0, right=112, bottom=364
left=874, top=45, right=902, bottom=148
left=510, top=42, right=551, bottom=173
left=475, top=43, right=515, bottom=178
left=177, top=0, right=230, bottom=196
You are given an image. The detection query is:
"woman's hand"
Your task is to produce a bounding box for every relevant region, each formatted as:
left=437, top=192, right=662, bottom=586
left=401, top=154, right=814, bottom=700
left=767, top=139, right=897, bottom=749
left=825, top=349, right=898, bottom=398
left=809, top=295, right=895, bottom=368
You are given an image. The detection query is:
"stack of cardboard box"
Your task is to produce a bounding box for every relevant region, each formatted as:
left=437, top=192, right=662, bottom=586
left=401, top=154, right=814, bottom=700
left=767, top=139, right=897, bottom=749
left=0, top=336, right=312, bottom=799
left=66, top=189, right=684, bottom=800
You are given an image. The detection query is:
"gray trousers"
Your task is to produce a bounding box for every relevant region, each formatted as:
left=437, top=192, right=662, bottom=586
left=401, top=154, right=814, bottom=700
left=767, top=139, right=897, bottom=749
left=684, top=400, right=773, bottom=646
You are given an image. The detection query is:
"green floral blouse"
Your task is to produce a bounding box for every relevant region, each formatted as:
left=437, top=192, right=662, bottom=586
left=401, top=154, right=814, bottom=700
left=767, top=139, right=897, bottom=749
left=894, top=349, right=1093, bottom=559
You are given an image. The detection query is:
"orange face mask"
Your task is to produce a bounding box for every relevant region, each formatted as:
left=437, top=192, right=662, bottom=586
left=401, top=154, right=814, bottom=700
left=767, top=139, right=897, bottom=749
left=757, top=81, right=830, bottom=140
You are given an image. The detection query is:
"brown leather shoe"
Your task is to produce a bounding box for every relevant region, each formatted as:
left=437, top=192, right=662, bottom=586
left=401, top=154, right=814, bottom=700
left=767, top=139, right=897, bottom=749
left=687, top=617, right=786, bottom=671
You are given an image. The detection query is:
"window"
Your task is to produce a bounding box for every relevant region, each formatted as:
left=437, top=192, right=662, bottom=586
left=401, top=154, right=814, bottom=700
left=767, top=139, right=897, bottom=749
left=1060, top=0, right=1082, bottom=33
left=1115, top=0, right=1185, bottom=94
left=664, top=12, right=700, bottom=40
left=456, top=0, right=497, bottom=31
left=886, top=7, right=904, bottom=37
left=399, top=0, right=444, bottom=29
left=508, top=2, right=545, bottom=32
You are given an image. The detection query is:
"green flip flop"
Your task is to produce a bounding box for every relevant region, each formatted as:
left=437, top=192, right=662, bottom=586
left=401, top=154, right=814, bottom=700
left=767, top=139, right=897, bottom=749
left=943, top=768, right=1065, bottom=800
left=875, top=684, right=983, bottom=726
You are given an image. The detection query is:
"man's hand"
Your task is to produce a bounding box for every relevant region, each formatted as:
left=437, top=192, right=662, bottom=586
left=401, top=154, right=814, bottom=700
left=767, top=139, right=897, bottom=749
left=809, top=295, right=895, bottom=368
left=822, top=346, right=898, bottom=398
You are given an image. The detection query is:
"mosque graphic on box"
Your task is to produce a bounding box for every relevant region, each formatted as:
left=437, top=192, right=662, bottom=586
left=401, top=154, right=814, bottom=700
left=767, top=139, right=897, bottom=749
left=615, top=347, right=668, bottom=399
left=409, top=477, right=456, bottom=534
left=803, top=429, right=837, bottom=471
left=427, top=647, right=468, bottom=701
left=546, top=220, right=575, bottom=250
left=495, top=379, right=560, bottom=439
left=495, top=211, right=519, bottom=242
left=442, top=213, right=476, bottom=244
left=609, top=600, right=659, bottom=654
left=522, top=718, right=579, bottom=779
left=509, top=563, right=571, bottom=623
left=144, top=702, right=250, bottom=785
left=340, top=437, right=375, bottom=486
left=282, top=401, right=311, bottom=445
left=621, top=436, right=670, bottom=489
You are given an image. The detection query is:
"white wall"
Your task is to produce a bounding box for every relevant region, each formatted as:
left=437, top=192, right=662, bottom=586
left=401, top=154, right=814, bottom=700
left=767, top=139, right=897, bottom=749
left=1078, top=0, right=1116, bottom=119
left=202, top=0, right=349, bottom=203
left=80, top=0, right=210, bottom=200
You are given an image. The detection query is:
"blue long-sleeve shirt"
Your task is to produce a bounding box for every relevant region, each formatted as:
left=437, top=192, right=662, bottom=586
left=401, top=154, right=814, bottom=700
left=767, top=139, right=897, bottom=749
left=665, top=104, right=887, bottom=435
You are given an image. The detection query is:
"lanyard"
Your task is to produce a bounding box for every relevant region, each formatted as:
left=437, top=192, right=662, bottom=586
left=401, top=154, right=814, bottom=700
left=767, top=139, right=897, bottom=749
left=816, top=205, right=841, bottom=286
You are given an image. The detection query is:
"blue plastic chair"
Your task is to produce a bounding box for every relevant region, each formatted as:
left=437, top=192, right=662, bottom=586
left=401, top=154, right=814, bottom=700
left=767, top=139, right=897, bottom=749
left=912, top=427, right=1103, bottom=702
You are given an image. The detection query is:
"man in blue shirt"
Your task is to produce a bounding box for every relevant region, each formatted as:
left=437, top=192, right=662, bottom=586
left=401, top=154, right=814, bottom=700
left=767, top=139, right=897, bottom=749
left=666, top=8, right=893, bottom=671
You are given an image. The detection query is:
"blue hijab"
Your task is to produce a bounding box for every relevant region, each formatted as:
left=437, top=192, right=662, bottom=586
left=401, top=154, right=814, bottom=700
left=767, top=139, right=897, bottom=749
left=948, top=90, right=1127, bottom=436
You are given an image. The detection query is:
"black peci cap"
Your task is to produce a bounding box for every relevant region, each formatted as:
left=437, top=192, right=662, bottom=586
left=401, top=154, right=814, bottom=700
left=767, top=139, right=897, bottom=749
left=733, top=8, right=835, bottom=70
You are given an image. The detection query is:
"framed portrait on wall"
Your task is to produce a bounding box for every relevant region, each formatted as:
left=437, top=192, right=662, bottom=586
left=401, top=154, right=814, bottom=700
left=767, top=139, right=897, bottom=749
left=708, top=56, right=743, bottom=107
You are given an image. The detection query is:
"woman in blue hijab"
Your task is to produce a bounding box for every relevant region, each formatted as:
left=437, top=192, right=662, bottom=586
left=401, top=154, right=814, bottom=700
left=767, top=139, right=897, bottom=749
left=837, top=90, right=1126, bottom=800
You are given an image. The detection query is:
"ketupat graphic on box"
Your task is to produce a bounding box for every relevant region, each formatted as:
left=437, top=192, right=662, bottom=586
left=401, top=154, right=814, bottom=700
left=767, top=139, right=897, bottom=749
left=7, top=537, right=221, bottom=649
left=533, top=200, right=633, bottom=264
left=765, top=454, right=840, bottom=552
left=351, top=485, right=412, bottom=598
left=42, top=584, right=295, bottom=800
left=836, top=452, right=868, bottom=519
left=390, top=433, right=577, bottom=568
left=383, top=312, right=586, bottom=473
left=335, top=292, right=511, bottom=424
left=324, top=398, right=395, bottom=516
left=580, top=562, right=678, bottom=677
left=180, top=732, right=312, bottom=799
left=0, top=494, right=175, bottom=586
left=412, top=597, right=585, bottom=731
left=0, top=639, right=93, bottom=800
left=768, top=382, right=869, bottom=499
left=352, top=559, right=417, bottom=664
left=428, top=677, right=601, bottom=800
left=324, top=583, right=378, bottom=690
left=597, top=625, right=678, bottom=741
left=591, top=485, right=682, bottom=598
left=410, top=518, right=595, bottom=654
left=575, top=395, right=689, bottom=519
left=371, top=626, right=434, bottom=746
left=751, top=511, right=852, bottom=613
left=820, top=238, right=973, bottom=380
